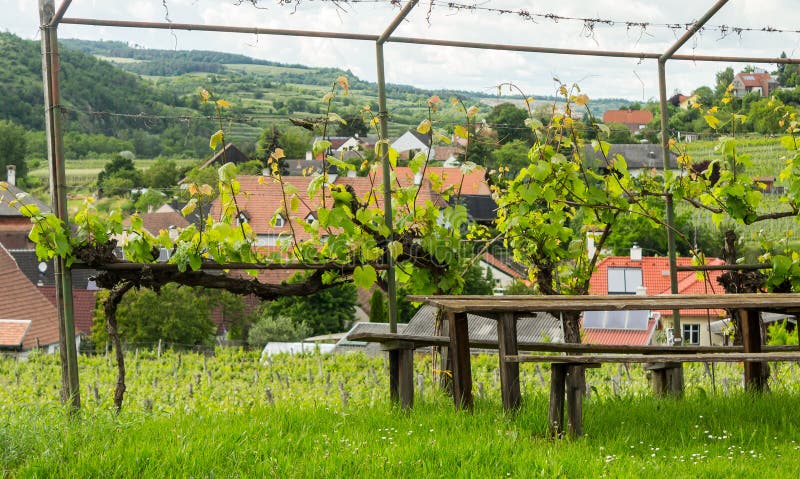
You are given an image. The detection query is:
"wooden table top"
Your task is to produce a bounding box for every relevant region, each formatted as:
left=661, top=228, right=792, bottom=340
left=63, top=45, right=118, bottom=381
left=406, top=293, right=800, bottom=314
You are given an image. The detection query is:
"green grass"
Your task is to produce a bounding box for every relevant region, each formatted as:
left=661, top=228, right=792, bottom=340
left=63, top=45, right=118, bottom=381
left=3, top=350, right=800, bottom=477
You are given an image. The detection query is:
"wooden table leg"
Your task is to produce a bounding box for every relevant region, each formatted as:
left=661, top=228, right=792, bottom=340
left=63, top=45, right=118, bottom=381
left=497, top=312, right=521, bottom=412
left=548, top=363, right=567, bottom=438
left=566, top=365, right=585, bottom=438
left=398, top=347, right=414, bottom=408
left=448, top=311, right=473, bottom=410
left=741, top=309, right=767, bottom=392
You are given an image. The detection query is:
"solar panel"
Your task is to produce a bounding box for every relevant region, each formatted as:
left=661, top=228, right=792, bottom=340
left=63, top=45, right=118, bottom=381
left=583, top=310, right=650, bottom=330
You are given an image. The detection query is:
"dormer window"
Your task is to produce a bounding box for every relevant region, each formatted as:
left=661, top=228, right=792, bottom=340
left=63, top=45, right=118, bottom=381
left=305, top=213, right=316, bottom=224
left=273, top=214, right=285, bottom=227
left=236, top=211, right=249, bottom=226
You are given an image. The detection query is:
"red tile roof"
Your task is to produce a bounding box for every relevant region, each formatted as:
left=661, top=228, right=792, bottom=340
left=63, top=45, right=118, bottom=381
left=0, top=319, right=31, bottom=348
left=602, top=109, right=653, bottom=126
left=39, top=287, right=98, bottom=335
left=0, top=244, right=60, bottom=348
left=389, top=166, right=491, bottom=195
left=736, top=72, right=774, bottom=88
left=122, top=210, right=190, bottom=236
left=589, top=256, right=727, bottom=316
left=583, top=318, right=659, bottom=346
left=208, top=170, right=457, bottom=240
left=481, top=252, right=524, bottom=279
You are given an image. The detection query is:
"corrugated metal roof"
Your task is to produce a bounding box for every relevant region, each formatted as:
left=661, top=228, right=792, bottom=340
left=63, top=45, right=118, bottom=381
left=404, top=305, right=563, bottom=343
left=336, top=321, right=407, bottom=352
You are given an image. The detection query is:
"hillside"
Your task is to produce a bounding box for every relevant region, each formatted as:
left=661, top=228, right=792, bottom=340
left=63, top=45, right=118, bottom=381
left=1, top=34, right=631, bottom=164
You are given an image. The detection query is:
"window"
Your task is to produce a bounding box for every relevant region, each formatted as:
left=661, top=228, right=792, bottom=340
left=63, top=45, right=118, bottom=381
left=682, top=324, right=701, bottom=345
left=305, top=213, right=316, bottom=224
left=256, top=234, right=281, bottom=247
left=273, top=215, right=285, bottom=227
left=607, top=267, right=643, bottom=294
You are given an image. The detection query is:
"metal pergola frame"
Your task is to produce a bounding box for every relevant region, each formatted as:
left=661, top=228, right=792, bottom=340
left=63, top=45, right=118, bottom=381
left=38, top=0, right=800, bottom=408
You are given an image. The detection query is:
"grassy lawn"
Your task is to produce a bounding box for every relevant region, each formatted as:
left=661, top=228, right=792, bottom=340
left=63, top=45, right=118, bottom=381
left=3, top=350, right=800, bottom=477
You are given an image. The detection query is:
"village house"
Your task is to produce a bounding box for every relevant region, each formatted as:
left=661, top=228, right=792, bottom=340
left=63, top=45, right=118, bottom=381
left=588, top=245, right=727, bottom=346
left=601, top=109, right=653, bottom=133
left=0, top=166, right=51, bottom=250
left=0, top=244, right=61, bottom=351
left=732, top=69, right=778, bottom=97
left=583, top=144, right=680, bottom=177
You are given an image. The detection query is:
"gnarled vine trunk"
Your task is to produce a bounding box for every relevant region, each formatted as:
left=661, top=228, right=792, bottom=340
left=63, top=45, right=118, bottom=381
left=105, top=281, right=133, bottom=412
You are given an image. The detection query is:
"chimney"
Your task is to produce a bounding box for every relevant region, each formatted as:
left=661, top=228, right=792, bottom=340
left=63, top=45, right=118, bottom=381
left=346, top=169, right=357, bottom=178
left=413, top=172, right=423, bottom=185
left=630, top=243, right=642, bottom=261
left=262, top=168, right=271, bottom=177
left=6, top=165, right=15, bottom=186
left=305, top=151, right=312, bottom=161
left=586, top=231, right=597, bottom=258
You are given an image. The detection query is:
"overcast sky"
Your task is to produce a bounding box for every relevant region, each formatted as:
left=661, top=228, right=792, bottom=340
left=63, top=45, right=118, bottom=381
left=4, top=0, right=800, bottom=100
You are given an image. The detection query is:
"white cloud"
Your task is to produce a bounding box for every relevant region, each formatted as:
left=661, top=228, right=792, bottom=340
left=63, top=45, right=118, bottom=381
left=3, top=0, right=800, bottom=99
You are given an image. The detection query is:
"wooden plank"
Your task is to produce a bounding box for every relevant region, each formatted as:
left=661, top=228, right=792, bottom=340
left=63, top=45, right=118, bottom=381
left=741, top=309, right=767, bottom=391
left=349, top=332, right=799, bottom=354
left=398, top=348, right=414, bottom=409
left=548, top=364, right=567, bottom=439
left=407, top=293, right=800, bottom=314
left=566, top=366, right=585, bottom=437
left=497, top=312, right=521, bottom=412
left=388, top=349, right=399, bottom=403
left=448, top=311, right=473, bottom=410
left=505, top=352, right=800, bottom=363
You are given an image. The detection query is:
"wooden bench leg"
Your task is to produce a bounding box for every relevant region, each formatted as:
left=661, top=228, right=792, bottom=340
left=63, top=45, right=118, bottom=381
left=498, top=312, right=521, bottom=412
left=448, top=311, right=473, bottom=410
left=566, top=365, right=585, bottom=438
left=398, top=347, right=414, bottom=409
left=383, top=341, right=415, bottom=409
left=548, top=363, right=567, bottom=439
left=741, top=309, right=768, bottom=392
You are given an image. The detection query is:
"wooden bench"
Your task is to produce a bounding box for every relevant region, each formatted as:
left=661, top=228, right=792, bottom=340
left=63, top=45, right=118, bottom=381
left=365, top=293, right=800, bottom=436
left=507, top=351, right=800, bottom=437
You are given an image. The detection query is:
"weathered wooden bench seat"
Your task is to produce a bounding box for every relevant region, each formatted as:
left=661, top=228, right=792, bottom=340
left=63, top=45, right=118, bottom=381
left=352, top=291, right=800, bottom=438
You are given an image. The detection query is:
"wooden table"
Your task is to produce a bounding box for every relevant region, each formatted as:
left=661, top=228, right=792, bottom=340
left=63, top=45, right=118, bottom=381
left=407, top=294, right=800, bottom=412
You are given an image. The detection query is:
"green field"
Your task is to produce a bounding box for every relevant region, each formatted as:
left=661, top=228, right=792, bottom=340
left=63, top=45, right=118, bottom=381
left=3, top=349, right=800, bottom=477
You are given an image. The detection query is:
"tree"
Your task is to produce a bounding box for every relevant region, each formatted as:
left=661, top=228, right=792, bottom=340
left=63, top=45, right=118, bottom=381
left=143, top=158, right=180, bottom=190
left=490, top=139, right=530, bottom=175
left=257, top=125, right=311, bottom=160
left=715, top=67, right=735, bottom=99
left=0, top=120, right=28, bottom=181
left=336, top=113, right=369, bottom=137
left=605, top=122, right=635, bottom=143
left=98, top=155, right=142, bottom=197
left=247, top=316, right=312, bottom=346
left=486, top=103, right=532, bottom=144
left=91, top=284, right=222, bottom=346
left=259, top=280, right=357, bottom=336
left=368, top=289, right=387, bottom=323
left=133, top=189, right=167, bottom=212
left=461, top=264, right=495, bottom=295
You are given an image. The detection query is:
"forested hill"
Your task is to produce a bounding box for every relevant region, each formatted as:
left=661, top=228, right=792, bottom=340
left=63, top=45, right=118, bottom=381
left=0, top=33, right=187, bottom=135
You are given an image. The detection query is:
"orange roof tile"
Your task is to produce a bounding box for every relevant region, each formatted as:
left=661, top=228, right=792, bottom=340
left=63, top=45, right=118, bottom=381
left=0, top=319, right=31, bottom=348
left=589, top=256, right=727, bottom=317
left=0, top=244, right=60, bottom=348
left=39, top=287, right=98, bottom=335
left=602, top=109, right=653, bottom=125
left=582, top=318, right=659, bottom=346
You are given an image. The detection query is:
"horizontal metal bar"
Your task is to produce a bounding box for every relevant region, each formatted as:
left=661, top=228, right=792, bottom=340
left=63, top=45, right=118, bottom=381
left=49, top=0, right=73, bottom=27
left=59, top=18, right=379, bottom=41
left=675, top=263, right=771, bottom=272
left=661, top=0, right=729, bottom=61
left=70, top=261, right=390, bottom=271
left=58, top=17, right=800, bottom=64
